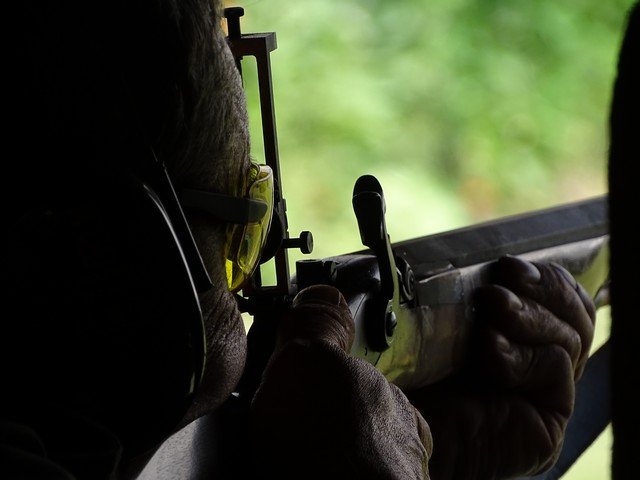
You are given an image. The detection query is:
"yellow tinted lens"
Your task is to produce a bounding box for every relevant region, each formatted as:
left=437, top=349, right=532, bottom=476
left=225, top=164, right=274, bottom=292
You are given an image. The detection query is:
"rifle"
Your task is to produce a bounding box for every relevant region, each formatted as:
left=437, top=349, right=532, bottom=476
left=223, top=8, right=610, bottom=397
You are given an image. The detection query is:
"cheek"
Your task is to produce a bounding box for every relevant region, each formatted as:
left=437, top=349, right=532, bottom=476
left=198, top=289, right=248, bottom=408
left=179, top=286, right=247, bottom=424
left=203, top=308, right=247, bottom=403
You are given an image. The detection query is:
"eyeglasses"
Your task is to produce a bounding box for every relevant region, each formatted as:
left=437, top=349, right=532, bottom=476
left=181, top=162, right=274, bottom=292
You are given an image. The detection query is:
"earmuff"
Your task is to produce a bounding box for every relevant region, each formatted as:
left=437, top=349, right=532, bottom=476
left=1, top=135, right=210, bottom=459
left=79, top=135, right=211, bottom=456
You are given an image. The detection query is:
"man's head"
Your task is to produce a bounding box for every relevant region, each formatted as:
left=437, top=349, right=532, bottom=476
left=121, top=0, right=255, bottom=423
left=5, top=0, right=252, bottom=458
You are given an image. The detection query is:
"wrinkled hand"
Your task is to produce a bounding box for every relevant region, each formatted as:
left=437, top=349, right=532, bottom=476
left=274, top=284, right=356, bottom=352
left=408, top=256, right=596, bottom=480
left=250, top=285, right=432, bottom=479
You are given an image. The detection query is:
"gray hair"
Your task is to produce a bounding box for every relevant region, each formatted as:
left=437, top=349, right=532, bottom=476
left=124, top=0, right=251, bottom=195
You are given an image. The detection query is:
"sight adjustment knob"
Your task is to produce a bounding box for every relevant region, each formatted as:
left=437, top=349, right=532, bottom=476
left=283, top=231, right=314, bottom=254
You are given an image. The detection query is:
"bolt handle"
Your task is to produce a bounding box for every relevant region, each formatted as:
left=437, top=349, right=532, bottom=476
left=352, top=175, right=400, bottom=351
left=352, top=175, right=396, bottom=303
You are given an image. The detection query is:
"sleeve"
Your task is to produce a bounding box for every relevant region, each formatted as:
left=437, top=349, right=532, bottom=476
left=249, top=338, right=431, bottom=479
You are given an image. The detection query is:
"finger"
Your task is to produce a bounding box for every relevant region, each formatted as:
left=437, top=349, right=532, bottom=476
left=547, top=262, right=597, bottom=379
left=474, top=285, right=583, bottom=370
left=490, top=256, right=595, bottom=373
left=549, top=261, right=597, bottom=321
left=277, top=285, right=355, bottom=352
left=481, top=330, right=575, bottom=416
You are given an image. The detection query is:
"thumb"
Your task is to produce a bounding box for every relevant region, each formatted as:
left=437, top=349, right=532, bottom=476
left=277, top=285, right=355, bottom=352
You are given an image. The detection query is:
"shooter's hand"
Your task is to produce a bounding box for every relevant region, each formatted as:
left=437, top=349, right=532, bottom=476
left=407, top=256, right=596, bottom=480
left=250, top=285, right=432, bottom=479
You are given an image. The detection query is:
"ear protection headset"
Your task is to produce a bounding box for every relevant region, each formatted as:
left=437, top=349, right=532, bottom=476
left=3, top=73, right=213, bottom=469
left=75, top=114, right=215, bottom=455
left=2, top=135, right=212, bottom=458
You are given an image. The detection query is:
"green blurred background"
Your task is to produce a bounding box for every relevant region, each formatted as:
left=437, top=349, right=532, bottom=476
left=228, top=0, right=636, bottom=478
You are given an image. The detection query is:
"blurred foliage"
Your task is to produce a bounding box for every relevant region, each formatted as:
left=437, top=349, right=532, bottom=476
left=228, top=1, right=634, bottom=478
left=229, top=0, right=634, bottom=262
